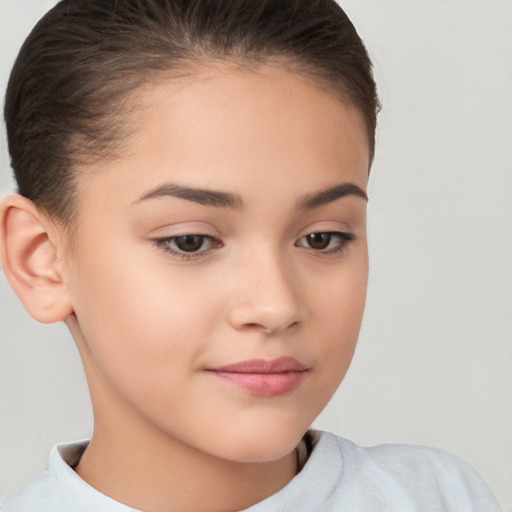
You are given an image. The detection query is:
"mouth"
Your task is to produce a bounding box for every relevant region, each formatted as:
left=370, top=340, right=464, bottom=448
left=206, top=357, right=308, bottom=397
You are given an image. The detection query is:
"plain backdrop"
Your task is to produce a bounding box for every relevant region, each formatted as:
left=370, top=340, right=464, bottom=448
left=1, top=0, right=511, bottom=509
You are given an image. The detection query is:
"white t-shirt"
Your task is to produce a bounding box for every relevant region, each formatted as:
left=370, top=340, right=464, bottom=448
left=1, top=431, right=501, bottom=512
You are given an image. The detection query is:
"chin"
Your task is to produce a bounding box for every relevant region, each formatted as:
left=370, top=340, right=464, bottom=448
left=211, top=423, right=308, bottom=464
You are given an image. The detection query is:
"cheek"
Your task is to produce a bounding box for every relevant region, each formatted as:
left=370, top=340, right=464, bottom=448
left=309, top=252, right=368, bottom=377
left=68, top=242, right=214, bottom=388
left=314, top=248, right=368, bottom=322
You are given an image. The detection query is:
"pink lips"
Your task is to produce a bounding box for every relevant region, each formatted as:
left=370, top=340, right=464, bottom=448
left=207, top=357, right=308, bottom=397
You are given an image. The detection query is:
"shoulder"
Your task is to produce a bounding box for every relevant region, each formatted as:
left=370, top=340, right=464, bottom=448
left=313, top=431, right=502, bottom=511
left=1, top=441, right=138, bottom=512
left=1, top=469, right=68, bottom=512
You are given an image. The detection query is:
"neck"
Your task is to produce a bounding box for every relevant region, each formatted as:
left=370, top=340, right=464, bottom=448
left=75, top=417, right=297, bottom=512
left=73, top=339, right=297, bottom=512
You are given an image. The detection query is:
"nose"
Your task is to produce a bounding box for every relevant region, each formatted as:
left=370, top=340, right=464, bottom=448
left=227, top=249, right=308, bottom=335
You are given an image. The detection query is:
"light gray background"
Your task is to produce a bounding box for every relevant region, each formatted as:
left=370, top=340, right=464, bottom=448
left=1, top=0, right=511, bottom=509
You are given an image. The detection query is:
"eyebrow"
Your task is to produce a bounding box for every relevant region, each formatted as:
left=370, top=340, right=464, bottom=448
left=297, top=182, right=368, bottom=210
left=137, top=183, right=243, bottom=209
left=136, top=181, right=367, bottom=209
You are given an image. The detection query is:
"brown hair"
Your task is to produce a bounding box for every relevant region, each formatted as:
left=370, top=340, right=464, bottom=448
left=4, top=0, right=379, bottom=225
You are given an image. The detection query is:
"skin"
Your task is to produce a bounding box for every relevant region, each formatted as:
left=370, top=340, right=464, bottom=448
left=1, top=65, right=370, bottom=511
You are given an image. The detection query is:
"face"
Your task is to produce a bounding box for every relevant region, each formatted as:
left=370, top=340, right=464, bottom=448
left=63, top=65, right=370, bottom=463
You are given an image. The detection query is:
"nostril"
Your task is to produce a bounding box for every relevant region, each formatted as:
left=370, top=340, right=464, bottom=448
left=284, top=321, right=300, bottom=333
left=241, top=320, right=300, bottom=334
left=243, top=323, right=260, bottom=330
left=228, top=295, right=307, bottom=334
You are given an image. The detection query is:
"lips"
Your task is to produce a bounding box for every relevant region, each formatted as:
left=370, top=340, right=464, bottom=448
left=207, top=357, right=308, bottom=397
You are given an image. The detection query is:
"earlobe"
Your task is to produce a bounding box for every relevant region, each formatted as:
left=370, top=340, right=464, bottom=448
left=0, top=194, right=73, bottom=324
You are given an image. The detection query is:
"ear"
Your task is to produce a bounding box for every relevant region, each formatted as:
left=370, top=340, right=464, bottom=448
left=0, top=194, right=73, bottom=323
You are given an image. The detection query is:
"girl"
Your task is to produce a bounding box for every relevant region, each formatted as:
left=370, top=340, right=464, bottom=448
left=0, top=1, right=502, bottom=510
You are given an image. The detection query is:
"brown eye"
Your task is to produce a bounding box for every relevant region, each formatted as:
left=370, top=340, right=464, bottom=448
left=305, top=232, right=332, bottom=250
left=296, top=231, right=355, bottom=255
left=174, top=235, right=208, bottom=252
left=154, top=233, right=221, bottom=260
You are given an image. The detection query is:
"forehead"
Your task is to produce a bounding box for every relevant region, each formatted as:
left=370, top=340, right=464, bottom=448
left=74, top=65, right=369, bottom=212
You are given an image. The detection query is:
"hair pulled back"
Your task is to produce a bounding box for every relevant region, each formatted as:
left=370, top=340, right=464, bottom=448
left=5, top=0, right=379, bottom=224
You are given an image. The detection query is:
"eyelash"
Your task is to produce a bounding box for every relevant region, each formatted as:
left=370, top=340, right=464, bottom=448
left=152, top=234, right=221, bottom=261
left=295, top=231, right=356, bottom=257
left=152, top=231, right=356, bottom=261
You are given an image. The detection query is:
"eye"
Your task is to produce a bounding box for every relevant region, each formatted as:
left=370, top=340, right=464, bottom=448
left=153, top=234, right=221, bottom=260
left=296, top=231, right=355, bottom=255
left=172, top=234, right=210, bottom=252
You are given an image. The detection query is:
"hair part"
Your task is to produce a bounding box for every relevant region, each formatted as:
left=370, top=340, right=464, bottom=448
left=5, top=0, right=379, bottom=226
